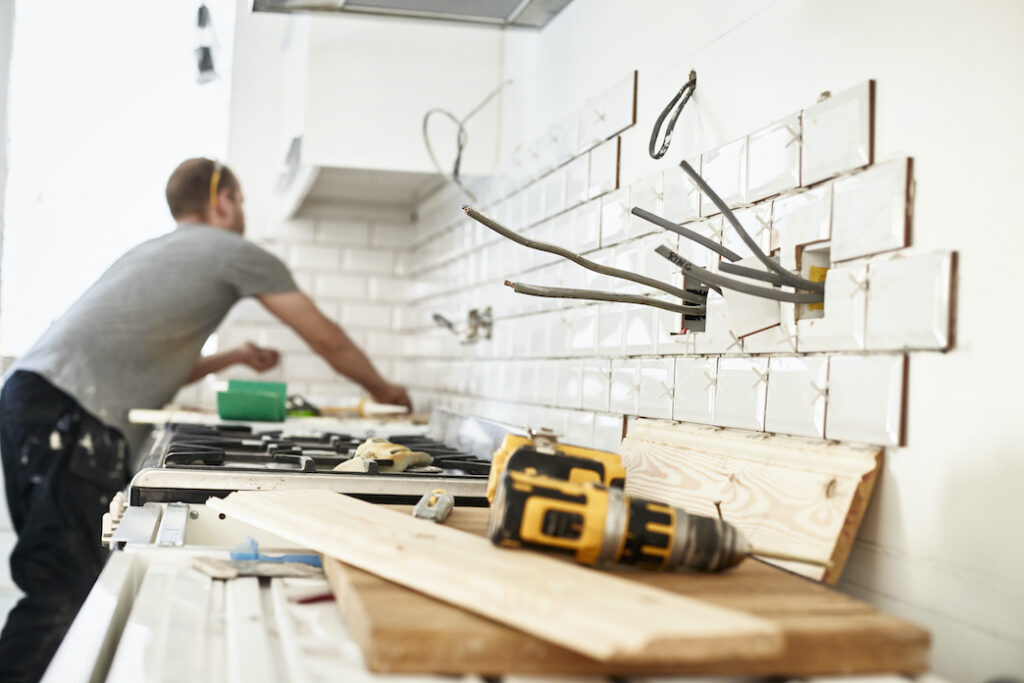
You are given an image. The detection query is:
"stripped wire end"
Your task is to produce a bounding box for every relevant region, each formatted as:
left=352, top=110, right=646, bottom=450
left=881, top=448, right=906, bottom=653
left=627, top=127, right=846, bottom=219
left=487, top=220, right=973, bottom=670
left=461, top=204, right=472, bottom=212
left=504, top=280, right=515, bottom=288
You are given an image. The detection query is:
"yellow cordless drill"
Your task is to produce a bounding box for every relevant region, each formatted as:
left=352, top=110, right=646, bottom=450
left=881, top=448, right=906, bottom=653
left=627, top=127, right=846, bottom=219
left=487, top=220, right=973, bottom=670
left=488, top=470, right=752, bottom=572
left=486, top=428, right=626, bottom=503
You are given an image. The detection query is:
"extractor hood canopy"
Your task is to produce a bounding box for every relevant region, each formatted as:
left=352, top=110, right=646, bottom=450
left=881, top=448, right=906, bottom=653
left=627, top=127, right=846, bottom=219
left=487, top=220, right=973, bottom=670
left=252, top=0, right=574, bottom=28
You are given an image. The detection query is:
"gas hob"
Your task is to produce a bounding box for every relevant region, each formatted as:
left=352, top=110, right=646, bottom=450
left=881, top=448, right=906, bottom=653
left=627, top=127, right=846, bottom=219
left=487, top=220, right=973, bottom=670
left=128, top=411, right=511, bottom=507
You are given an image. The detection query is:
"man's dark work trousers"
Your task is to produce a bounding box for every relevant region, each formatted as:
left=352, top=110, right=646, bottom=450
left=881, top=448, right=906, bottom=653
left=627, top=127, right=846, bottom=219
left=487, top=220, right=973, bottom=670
left=0, top=371, right=129, bottom=683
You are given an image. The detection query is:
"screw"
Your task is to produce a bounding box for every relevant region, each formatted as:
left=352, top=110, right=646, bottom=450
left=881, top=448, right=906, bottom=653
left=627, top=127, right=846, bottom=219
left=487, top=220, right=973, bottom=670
left=189, top=510, right=199, bottom=520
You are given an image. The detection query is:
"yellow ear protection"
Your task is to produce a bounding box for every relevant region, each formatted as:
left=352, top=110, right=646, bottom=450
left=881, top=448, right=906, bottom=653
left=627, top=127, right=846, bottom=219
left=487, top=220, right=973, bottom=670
left=209, top=160, right=224, bottom=209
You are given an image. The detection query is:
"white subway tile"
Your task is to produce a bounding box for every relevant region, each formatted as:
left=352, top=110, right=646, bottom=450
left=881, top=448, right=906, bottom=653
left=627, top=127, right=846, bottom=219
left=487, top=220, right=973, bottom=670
left=866, top=251, right=954, bottom=351
left=747, top=113, right=802, bottom=201
left=314, top=273, right=367, bottom=299
left=831, top=158, right=911, bottom=263
left=629, top=173, right=663, bottom=236
left=622, top=305, right=658, bottom=356
left=284, top=353, right=336, bottom=382
left=720, top=256, right=782, bottom=338
left=260, top=326, right=308, bottom=353
left=581, top=359, right=611, bottom=413
left=370, top=222, right=413, bottom=248
left=564, top=410, right=596, bottom=449
left=743, top=302, right=799, bottom=354
left=342, top=248, right=396, bottom=274
left=693, top=290, right=741, bottom=355
left=673, top=356, right=717, bottom=424
left=765, top=356, right=828, bottom=438
left=564, top=154, right=590, bottom=208
left=773, top=183, right=832, bottom=267
left=662, top=155, right=702, bottom=224
left=797, top=263, right=867, bottom=352
left=588, top=137, right=619, bottom=199
left=714, top=356, right=769, bottom=432
left=825, top=354, right=905, bottom=446
left=278, top=218, right=316, bottom=241
left=604, top=71, right=636, bottom=139
left=600, top=189, right=629, bottom=247
left=339, top=302, right=394, bottom=329
left=801, top=80, right=873, bottom=185
left=569, top=306, right=598, bottom=357
left=578, top=94, right=606, bottom=153
left=542, top=167, right=567, bottom=219
left=289, top=244, right=341, bottom=270
left=573, top=200, right=601, bottom=253
left=636, top=358, right=675, bottom=420
left=597, top=304, right=625, bottom=355
left=556, top=360, right=583, bottom=410
left=700, top=137, right=747, bottom=214
left=593, top=413, right=624, bottom=453
left=723, top=204, right=773, bottom=262
left=316, top=218, right=370, bottom=246
left=367, top=276, right=408, bottom=302
left=609, top=359, right=638, bottom=415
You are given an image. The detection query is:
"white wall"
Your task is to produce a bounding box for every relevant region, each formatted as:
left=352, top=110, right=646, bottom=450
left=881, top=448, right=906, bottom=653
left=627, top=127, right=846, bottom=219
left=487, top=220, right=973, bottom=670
left=410, top=1, right=1022, bottom=680
left=222, top=2, right=1023, bottom=679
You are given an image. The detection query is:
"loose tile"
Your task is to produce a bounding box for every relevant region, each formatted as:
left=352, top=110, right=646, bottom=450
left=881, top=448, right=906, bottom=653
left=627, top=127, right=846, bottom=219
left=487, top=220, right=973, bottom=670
left=831, top=158, right=911, bottom=263
left=825, top=354, right=905, bottom=446
left=801, top=80, right=874, bottom=185
left=866, top=251, right=954, bottom=351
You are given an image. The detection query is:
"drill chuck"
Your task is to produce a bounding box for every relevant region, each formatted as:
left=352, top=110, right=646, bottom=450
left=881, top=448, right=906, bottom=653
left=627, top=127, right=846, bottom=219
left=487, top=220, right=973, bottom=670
left=489, top=470, right=752, bottom=573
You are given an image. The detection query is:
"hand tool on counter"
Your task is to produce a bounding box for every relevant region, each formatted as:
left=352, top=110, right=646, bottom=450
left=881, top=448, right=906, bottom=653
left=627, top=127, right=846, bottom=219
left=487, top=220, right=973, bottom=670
left=488, top=469, right=831, bottom=572
left=412, top=489, right=454, bottom=523
left=333, top=437, right=432, bottom=473
left=486, top=428, right=626, bottom=503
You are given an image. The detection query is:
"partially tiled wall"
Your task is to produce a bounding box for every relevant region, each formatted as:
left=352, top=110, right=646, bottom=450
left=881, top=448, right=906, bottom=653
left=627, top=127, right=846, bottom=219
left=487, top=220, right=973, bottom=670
left=391, top=77, right=955, bottom=453
left=173, top=213, right=411, bottom=408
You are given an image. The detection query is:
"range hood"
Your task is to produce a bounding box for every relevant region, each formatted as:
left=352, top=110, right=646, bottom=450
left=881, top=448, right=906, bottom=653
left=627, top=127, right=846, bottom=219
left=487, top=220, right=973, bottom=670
left=252, top=0, right=574, bottom=29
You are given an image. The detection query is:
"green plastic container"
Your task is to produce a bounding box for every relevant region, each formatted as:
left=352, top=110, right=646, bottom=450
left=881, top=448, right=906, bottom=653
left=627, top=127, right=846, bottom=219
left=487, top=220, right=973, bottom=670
left=217, top=379, right=287, bottom=421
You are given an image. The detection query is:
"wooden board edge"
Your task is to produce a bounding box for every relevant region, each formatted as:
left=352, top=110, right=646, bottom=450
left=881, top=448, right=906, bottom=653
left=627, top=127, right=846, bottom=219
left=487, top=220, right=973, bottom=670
left=627, top=419, right=881, bottom=476
left=823, top=448, right=883, bottom=585
left=322, top=556, right=380, bottom=667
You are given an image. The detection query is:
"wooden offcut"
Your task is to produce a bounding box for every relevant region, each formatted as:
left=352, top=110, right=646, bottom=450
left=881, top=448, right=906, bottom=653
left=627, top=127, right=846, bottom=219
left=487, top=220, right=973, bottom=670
left=619, top=419, right=883, bottom=583
left=324, top=507, right=929, bottom=676
left=206, top=490, right=783, bottom=664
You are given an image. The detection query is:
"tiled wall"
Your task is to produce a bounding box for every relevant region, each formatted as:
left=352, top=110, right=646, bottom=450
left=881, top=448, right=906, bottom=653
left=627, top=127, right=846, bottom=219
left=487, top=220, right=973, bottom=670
left=389, top=79, right=953, bottom=453
left=174, top=213, right=411, bottom=408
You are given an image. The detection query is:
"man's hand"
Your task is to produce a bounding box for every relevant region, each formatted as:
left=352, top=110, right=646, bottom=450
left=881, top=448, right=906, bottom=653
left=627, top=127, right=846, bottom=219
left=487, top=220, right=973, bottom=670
left=372, top=383, right=413, bottom=411
left=237, top=342, right=280, bottom=372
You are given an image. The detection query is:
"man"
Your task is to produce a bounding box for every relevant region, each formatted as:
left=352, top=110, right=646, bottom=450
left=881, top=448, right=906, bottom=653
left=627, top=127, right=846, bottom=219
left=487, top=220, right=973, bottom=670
left=0, top=158, right=410, bottom=682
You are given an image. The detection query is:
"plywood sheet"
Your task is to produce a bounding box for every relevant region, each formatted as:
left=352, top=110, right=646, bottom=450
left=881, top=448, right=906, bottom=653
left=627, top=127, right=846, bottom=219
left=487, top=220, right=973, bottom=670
left=206, top=490, right=782, bottom=665
left=620, top=419, right=882, bottom=583
left=323, top=507, right=929, bottom=676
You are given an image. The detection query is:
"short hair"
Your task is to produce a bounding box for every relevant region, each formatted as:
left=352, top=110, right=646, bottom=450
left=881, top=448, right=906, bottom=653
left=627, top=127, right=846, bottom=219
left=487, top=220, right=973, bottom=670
left=165, top=157, right=240, bottom=220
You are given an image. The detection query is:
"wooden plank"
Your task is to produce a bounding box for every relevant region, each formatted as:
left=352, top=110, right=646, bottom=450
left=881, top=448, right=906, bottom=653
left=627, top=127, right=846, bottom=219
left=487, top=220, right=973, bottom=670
left=206, top=490, right=783, bottom=664
left=619, top=419, right=882, bottom=583
left=323, top=508, right=929, bottom=676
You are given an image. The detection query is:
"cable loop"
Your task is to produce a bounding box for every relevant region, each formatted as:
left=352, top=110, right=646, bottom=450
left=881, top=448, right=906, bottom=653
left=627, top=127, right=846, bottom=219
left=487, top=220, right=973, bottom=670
left=649, top=70, right=697, bottom=160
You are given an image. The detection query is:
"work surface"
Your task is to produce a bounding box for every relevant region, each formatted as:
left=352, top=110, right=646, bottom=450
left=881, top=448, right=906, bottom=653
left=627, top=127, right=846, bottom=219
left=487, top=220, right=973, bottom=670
left=324, top=506, right=930, bottom=677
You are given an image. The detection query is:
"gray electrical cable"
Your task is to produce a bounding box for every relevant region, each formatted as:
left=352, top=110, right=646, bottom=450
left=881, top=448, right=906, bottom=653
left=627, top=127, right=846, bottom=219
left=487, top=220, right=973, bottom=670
left=463, top=205, right=707, bottom=305
left=655, top=245, right=824, bottom=304
left=718, top=261, right=786, bottom=286
left=505, top=281, right=702, bottom=315
left=630, top=207, right=742, bottom=262
left=423, top=79, right=512, bottom=202
left=679, top=160, right=825, bottom=294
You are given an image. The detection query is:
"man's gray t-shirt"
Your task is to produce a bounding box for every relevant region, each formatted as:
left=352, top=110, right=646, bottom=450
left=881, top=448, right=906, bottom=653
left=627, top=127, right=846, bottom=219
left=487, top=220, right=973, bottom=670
left=11, top=223, right=297, bottom=451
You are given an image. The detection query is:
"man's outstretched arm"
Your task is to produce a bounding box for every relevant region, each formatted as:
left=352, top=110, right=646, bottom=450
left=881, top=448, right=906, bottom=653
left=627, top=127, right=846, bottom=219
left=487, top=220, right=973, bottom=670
left=184, top=342, right=280, bottom=384
left=258, top=290, right=411, bottom=409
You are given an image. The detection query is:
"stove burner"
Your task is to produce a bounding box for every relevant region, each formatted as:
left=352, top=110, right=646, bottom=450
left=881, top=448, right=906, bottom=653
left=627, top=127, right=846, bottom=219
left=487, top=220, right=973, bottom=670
left=158, top=423, right=491, bottom=478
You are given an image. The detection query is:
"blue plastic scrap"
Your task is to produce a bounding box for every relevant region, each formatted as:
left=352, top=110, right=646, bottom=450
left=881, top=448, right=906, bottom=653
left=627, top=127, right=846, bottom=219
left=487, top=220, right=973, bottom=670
left=229, top=536, right=322, bottom=567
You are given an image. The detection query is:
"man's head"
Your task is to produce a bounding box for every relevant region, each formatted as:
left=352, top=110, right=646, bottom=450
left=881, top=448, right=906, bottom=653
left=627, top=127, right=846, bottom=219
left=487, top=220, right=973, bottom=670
left=165, top=158, right=245, bottom=234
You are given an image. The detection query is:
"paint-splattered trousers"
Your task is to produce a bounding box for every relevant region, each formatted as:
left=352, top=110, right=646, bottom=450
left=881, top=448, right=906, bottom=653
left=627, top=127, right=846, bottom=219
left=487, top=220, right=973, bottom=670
left=0, top=371, right=130, bottom=683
